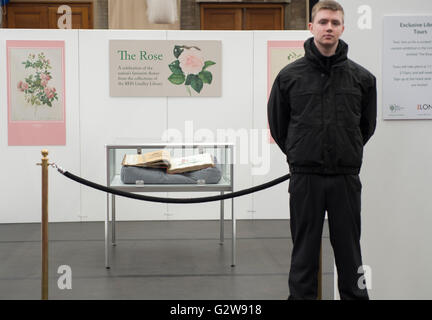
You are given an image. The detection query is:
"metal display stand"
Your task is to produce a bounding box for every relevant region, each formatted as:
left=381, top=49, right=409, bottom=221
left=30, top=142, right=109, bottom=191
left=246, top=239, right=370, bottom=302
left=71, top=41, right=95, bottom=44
left=105, top=143, right=235, bottom=269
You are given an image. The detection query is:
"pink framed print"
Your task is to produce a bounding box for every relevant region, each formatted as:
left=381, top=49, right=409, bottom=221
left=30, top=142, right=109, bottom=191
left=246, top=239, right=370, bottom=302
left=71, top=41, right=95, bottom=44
left=7, top=40, right=66, bottom=146
left=267, top=40, right=305, bottom=143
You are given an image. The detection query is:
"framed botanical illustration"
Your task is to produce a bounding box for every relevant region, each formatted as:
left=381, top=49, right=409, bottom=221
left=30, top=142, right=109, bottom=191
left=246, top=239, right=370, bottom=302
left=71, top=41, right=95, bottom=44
left=7, top=40, right=66, bottom=145
left=267, top=40, right=305, bottom=98
left=267, top=40, right=305, bottom=143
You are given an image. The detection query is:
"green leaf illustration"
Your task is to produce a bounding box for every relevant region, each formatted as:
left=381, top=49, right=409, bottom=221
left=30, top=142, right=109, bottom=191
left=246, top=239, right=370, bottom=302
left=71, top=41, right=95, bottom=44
left=185, top=74, right=196, bottom=86
left=169, top=60, right=183, bottom=74
left=173, top=45, right=184, bottom=59
left=168, top=73, right=185, bottom=85
left=203, top=61, right=216, bottom=70
left=190, top=77, right=203, bottom=93
left=198, top=71, right=212, bottom=84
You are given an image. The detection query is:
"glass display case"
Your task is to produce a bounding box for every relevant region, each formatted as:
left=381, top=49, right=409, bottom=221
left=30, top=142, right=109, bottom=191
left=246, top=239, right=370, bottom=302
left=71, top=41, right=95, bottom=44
left=104, top=143, right=236, bottom=269
left=107, top=143, right=233, bottom=191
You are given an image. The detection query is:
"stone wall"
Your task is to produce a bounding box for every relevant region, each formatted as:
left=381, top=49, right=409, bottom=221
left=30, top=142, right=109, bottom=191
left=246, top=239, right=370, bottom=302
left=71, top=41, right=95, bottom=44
left=108, top=0, right=180, bottom=30
left=94, top=0, right=108, bottom=29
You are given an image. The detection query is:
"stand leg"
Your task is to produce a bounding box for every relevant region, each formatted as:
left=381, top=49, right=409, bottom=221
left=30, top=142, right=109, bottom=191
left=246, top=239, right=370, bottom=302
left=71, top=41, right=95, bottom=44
left=318, top=241, right=322, bottom=300
left=231, top=196, right=236, bottom=267
left=220, top=192, right=224, bottom=245
left=112, top=195, right=116, bottom=246
left=40, top=150, right=49, bottom=300
left=105, top=193, right=110, bottom=269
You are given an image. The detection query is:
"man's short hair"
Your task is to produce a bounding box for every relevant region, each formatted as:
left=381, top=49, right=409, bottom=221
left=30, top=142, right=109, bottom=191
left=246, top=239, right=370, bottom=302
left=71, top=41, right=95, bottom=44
left=311, top=0, right=344, bottom=23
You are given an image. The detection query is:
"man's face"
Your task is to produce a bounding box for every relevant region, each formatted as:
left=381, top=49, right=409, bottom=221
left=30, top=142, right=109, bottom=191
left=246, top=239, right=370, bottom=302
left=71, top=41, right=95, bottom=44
left=309, top=9, right=345, bottom=48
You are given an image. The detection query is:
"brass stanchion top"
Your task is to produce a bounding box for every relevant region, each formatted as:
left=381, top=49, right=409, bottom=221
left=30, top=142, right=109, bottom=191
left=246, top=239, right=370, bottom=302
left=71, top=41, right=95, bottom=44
left=41, top=149, right=49, bottom=158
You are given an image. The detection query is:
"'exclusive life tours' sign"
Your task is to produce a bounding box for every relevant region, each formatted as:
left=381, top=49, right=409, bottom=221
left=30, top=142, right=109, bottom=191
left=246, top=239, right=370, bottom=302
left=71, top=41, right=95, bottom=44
left=383, top=15, right=432, bottom=119
left=110, top=40, right=221, bottom=97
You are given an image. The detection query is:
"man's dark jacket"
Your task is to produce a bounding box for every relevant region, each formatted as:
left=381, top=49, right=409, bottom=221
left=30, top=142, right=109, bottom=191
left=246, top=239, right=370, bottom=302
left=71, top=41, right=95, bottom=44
left=268, top=37, right=377, bottom=175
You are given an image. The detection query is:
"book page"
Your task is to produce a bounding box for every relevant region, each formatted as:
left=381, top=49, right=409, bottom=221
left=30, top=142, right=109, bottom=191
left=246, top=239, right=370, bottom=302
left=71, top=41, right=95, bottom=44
left=167, top=153, right=214, bottom=174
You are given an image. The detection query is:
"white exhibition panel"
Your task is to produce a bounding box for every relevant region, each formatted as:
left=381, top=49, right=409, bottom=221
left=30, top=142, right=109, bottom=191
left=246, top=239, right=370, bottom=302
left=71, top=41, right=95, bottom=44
left=166, top=31, right=253, bottom=220
left=79, top=30, right=169, bottom=222
left=338, top=0, right=432, bottom=300
left=0, top=29, right=81, bottom=223
left=252, top=30, right=311, bottom=220
left=1, top=29, right=303, bottom=224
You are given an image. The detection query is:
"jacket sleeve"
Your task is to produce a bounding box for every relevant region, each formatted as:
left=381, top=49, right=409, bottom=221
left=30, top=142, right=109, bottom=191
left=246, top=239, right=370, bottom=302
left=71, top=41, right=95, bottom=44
left=360, top=76, right=377, bottom=146
left=267, top=74, right=291, bottom=155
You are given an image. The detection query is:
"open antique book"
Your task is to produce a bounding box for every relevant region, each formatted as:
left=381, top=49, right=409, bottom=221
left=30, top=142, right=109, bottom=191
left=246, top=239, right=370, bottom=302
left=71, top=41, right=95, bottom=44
left=121, top=150, right=215, bottom=174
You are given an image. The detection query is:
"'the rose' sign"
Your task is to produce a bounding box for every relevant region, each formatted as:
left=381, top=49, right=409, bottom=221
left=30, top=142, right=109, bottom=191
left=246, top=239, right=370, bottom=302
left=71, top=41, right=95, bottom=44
left=110, top=40, right=221, bottom=97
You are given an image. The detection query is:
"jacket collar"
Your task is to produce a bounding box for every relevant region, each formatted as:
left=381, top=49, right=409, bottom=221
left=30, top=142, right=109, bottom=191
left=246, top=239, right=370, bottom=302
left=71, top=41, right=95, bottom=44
left=304, top=37, right=348, bottom=73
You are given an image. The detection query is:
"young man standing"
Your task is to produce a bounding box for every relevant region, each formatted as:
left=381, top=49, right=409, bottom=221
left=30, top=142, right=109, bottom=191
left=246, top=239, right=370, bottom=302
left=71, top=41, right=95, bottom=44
left=268, top=0, right=376, bottom=300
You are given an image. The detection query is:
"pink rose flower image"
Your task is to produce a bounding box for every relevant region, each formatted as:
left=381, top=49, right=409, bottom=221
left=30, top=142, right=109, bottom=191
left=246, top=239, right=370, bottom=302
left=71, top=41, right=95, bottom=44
left=41, top=74, right=51, bottom=87
left=17, top=81, right=29, bottom=91
left=41, top=73, right=52, bottom=87
left=44, top=87, right=55, bottom=99
left=179, top=48, right=204, bottom=75
left=41, top=74, right=51, bottom=81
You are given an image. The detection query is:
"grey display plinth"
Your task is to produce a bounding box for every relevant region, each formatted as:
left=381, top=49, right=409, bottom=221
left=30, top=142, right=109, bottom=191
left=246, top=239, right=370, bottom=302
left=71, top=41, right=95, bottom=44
left=105, top=143, right=235, bottom=269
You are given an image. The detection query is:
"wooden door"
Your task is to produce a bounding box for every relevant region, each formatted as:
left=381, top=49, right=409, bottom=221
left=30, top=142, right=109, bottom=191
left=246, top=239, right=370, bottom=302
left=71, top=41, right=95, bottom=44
left=244, top=8, right=283, bottom=30
left=6, top=6, right=48, bottom=28
left=200, top=3, right=284, bottom=30
left=4, top=2, right=93, bottom=29
left=201, top=7, right=242, bottom=30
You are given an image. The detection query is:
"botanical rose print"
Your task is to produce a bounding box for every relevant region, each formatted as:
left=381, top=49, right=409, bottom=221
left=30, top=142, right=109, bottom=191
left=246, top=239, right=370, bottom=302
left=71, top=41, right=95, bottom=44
left=179, top=48, right=204, bottom=75
left=168, top=45, right=216, bottom=95
left=17, top=52, right=58, bottom=107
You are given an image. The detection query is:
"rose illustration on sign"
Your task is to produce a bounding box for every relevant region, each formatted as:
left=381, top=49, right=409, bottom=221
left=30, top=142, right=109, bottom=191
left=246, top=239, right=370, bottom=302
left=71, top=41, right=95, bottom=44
left=287, top=51, right=303, bottom=63
left=168, top=45, right=216, bottom=95
left=17, top=52, right=58, bottom=108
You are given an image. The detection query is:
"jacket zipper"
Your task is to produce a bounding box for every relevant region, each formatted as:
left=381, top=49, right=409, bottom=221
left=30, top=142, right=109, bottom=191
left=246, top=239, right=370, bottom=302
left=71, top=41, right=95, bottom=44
left=321, top=73, right=326, bottom=171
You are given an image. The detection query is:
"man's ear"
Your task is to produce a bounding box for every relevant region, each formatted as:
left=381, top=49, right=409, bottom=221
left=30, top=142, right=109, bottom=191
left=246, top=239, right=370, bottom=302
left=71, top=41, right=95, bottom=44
left=308, top=22, right=313, bottom=32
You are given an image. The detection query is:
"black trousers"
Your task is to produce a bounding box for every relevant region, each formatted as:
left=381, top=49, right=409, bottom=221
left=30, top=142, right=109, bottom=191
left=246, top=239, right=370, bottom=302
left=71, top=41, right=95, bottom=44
left=288, top=173, right=369, bottom=300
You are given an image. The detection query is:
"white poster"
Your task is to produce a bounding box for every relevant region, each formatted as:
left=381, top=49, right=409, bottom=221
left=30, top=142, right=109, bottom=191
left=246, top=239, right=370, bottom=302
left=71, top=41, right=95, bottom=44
left=383, top=15, right=432, bottom=119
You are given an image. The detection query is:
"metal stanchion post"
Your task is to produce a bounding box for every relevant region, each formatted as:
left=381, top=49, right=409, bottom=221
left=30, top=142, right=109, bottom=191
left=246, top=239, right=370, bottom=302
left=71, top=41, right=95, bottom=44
left=318, top=241, right=322, bottom=300
left=38, top=149, right=49, bottom=300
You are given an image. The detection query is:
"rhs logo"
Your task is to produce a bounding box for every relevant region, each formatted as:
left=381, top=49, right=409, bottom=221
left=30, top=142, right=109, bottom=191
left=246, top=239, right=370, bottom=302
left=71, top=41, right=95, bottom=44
left=389, top=104, right=403, bottom=112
